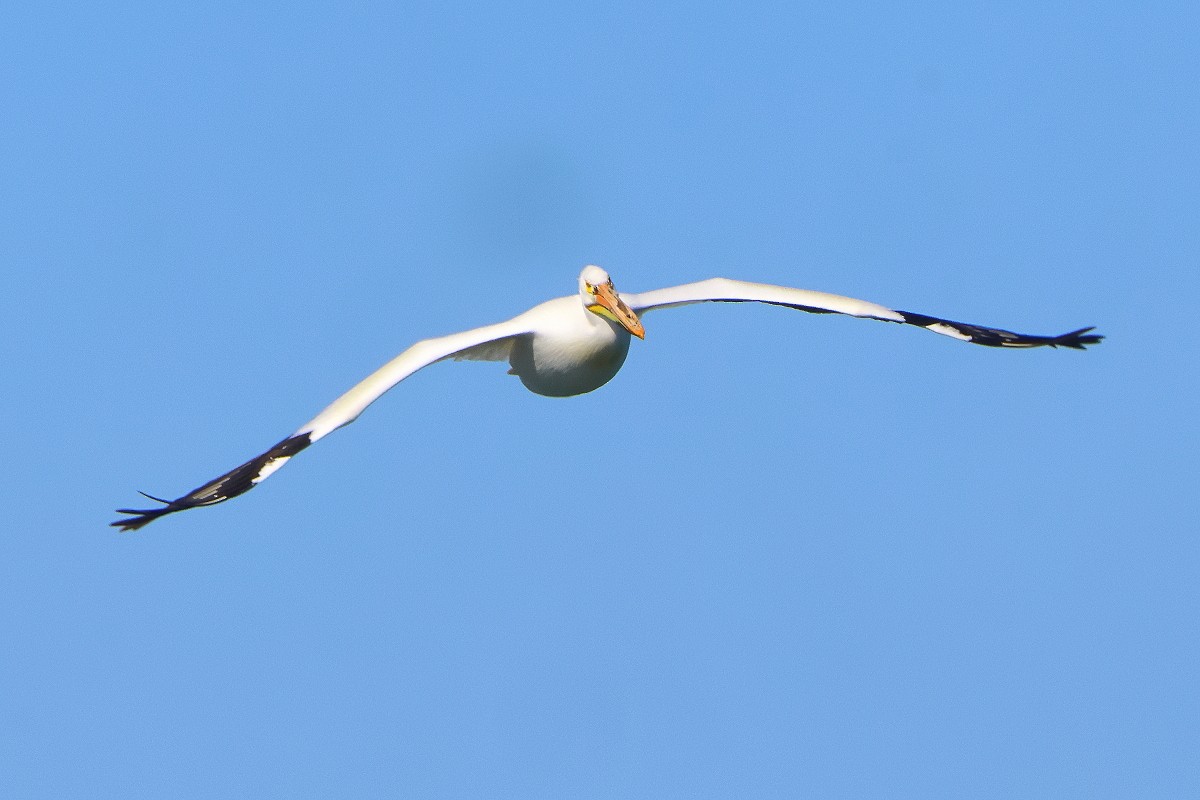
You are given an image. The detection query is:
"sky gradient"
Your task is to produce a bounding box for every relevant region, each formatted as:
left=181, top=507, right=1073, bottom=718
left=2, top=2, right=1197, bottom=797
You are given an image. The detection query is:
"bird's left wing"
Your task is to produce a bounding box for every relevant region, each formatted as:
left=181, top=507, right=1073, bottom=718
left=112, top=316, right=533, bottom=531
left=621, top=278, right=1102, bottom=349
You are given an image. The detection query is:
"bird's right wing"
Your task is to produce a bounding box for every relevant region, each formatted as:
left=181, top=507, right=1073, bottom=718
left=112, top=315, right=533, bottom=531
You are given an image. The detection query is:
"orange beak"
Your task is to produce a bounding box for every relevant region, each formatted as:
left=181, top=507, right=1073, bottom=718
left=590, top=283, right=645, bottom=339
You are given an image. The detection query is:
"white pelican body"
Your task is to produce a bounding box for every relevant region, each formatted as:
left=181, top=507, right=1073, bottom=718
left=508, top=295, right=632, bottom=397
left=114, top=265, right=1100, bottom=531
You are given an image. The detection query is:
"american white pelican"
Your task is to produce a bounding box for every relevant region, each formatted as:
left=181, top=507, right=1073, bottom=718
left=113, top=265, right=1101, bottom=531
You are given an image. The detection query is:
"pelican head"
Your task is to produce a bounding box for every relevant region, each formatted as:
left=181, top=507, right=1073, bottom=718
left=579, top=265, right=645, bottom=339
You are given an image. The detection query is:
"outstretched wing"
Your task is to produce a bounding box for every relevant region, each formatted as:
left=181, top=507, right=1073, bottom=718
left=621, top=278, right=1102, bottom=349
left=113, top=317, right=532, bottom=531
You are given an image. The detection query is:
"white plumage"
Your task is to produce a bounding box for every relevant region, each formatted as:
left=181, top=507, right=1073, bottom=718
left=114, top=264, right=1100, bottom=531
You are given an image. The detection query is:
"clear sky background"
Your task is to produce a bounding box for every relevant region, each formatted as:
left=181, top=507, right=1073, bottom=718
left=2, top=2, right=1196, bottom=797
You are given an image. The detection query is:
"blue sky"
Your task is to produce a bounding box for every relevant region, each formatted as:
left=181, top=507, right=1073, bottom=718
left=2, top=2, right=1196, bottom=797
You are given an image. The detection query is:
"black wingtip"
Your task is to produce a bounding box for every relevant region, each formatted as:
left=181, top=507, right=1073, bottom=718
left=1051, top=327, right=1104, bottom=350
left=111, top=432, right=313, bottom=533
left=111, top=503, right=180, bottom=532
left=896, top=310, right=1104, bottom=349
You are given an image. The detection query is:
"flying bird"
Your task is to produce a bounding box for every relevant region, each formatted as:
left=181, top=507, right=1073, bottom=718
left=113, top=265, right=1101, bottom=531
